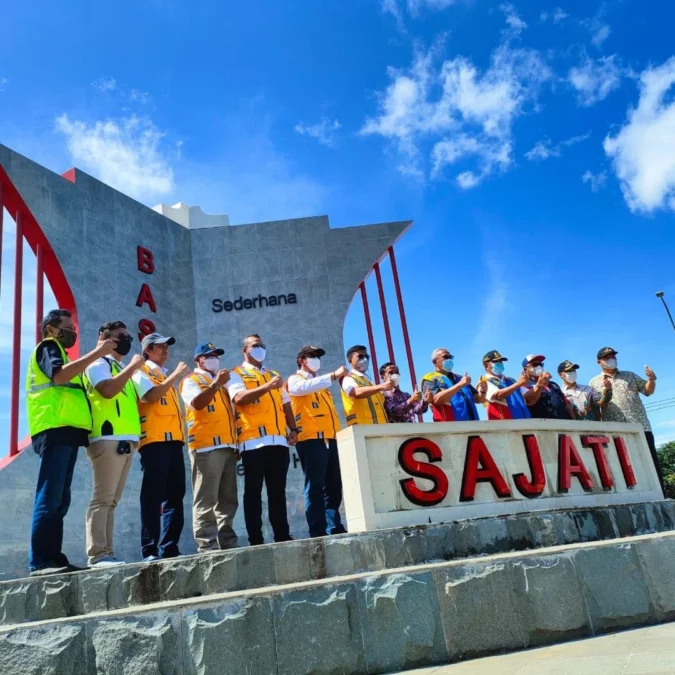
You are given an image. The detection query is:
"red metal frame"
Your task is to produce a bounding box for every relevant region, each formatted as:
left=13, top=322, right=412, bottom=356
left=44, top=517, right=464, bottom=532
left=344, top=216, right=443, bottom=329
left=374, top=262, right=395, bottom=363
left=359, top=282, right=380, bottom=384
left=35, top=244, right=44, bottom=345
left=0, top=165, right=80, bottom=457
left=9, top=212, right=24, bottom=457
left=0, top=184, right=3, bottom=299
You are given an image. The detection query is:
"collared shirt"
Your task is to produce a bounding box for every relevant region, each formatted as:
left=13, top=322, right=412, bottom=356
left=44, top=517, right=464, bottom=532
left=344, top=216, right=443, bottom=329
left=86, top=356, right=140, bottom=443
left=382, top=388, right=428, bottom=423
left=521, top=380, right=571, bottom=420
left=287, top=369, right=334, bottom=396
left=226, top=362, right=290, bottom=452
left=562, top=382, right=611, bottom=421
left=180, top=368, right=237, bottom=453
left=341, top=369, right=370, bottom=396
left=588, top=370, right=652, bottom=431
left=131, top=359, right=168, bottom=401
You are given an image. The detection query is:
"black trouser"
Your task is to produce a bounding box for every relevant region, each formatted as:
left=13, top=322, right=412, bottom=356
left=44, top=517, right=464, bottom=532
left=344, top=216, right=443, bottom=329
left=645, top=431, right=666, bottom=492
left=139, top=442, right=186, bottom=559
left=241, top=445, right=291, bottom=545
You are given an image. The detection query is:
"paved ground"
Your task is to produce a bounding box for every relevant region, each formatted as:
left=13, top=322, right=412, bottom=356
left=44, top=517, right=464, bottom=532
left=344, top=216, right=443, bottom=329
left=394, top=623, right=675, bottom=675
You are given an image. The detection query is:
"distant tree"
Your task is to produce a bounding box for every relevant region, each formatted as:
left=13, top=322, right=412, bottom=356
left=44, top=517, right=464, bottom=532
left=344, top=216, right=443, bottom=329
left=657, top=442, right=675, bottom=498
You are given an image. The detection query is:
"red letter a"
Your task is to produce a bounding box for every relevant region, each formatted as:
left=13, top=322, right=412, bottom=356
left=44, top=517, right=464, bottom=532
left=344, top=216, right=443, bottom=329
left=558, top=434, right=594, bottom=492
left=136, top=284, right=157, bottom=313
left=460, top=436, right=511, bottom=502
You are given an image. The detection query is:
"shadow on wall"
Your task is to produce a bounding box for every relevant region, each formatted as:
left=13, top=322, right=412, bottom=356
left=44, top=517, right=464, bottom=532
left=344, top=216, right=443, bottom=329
left=0, top=446, right=321, bottom=580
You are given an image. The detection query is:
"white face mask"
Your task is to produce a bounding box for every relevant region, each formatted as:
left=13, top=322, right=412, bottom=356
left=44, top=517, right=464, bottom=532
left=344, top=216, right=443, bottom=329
left=249, top=346, right=266, bottom=363
left=355, top=357, right=369, bottom=373
left=564, top=371, right=578, bottom=384
left=531, top=365, right=543, bottom=377
left=390, top=373, right=400, bottom=385
left=305, top=357, right=321, bottom=373
left=602, top=358, right=617, bottom=370
left=203, top=356, right=220, bottom=374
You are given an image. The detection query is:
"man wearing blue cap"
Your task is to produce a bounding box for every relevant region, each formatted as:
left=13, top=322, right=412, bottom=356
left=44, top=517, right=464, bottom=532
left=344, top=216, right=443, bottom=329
left=180, top=342, right=239, bottom=551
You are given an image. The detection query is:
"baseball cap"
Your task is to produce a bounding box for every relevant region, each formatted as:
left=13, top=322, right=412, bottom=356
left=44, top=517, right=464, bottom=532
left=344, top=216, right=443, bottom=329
left=522, top=354, right=546, bottom=368
left=141, top=333, right=176, bottom=351
left=193, top=341, right=224, bottom=359
left=297, top=344, right=326, bottom=359
left=483, top=350, right=508, bottom=364
left=597, top=347, right=618, bottom=359
left=557, top=360, right=580, bottom=373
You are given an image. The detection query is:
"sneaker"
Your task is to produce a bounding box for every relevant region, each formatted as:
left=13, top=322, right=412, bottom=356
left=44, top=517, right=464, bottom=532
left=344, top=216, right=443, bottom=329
left=91, top=557, right=126, bottom=568
left=143, top=555, right=160, bottom=563
left=29, top=566, right=69, bottom=577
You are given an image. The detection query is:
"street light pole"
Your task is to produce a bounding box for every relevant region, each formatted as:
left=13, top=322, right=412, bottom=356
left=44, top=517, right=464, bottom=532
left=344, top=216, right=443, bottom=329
left=656, top=291, right=675, bottom=332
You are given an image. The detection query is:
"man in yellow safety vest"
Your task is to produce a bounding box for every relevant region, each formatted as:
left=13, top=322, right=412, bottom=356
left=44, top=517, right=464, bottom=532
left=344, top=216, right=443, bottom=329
left=26, top=308, right=116, bottom=576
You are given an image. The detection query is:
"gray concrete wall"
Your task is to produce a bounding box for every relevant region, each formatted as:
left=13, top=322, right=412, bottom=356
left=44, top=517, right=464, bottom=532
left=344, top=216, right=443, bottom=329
left=0, top=144, right=410, bottom=577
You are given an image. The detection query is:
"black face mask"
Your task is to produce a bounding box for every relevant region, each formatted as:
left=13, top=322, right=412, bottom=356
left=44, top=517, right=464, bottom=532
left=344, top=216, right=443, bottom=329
left=115, top=335, right=133, bottom=356
left=57, top=328, right=77, bottom=349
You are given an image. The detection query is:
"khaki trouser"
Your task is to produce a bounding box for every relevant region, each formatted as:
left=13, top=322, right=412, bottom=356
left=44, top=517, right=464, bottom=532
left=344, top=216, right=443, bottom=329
left=85, top=439, right=135, bottom=564
left=190, top=447, right=239, bottom=551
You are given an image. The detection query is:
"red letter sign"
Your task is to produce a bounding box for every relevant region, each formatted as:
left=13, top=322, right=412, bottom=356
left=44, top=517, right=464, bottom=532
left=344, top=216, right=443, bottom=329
left=137, top=246, right=155, bottom=274
left=460, top=436, right=511, bottom=501
left=138, top=318, right=156, bottom=342
left=136, top=283, right=157, bottom=313
left=613, top=436, right=637, bottom=487
left=398, top=437, right=449, bottom=506
left=581, top=436, right=614, bottom=489
left=513, top=434, right=546, bottom=498
left=558, top=434, right=593, bottom=492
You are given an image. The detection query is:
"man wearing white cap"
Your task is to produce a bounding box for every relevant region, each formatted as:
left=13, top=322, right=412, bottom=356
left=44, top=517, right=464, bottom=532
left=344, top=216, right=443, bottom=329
left=132, top=333, right=189, bottom=561
left=521, top=354, right=573, bottom=420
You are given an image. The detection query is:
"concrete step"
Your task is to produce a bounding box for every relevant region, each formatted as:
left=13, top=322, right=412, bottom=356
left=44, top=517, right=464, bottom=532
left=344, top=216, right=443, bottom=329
left=1, top=501, right=673, bottom=630
left=2, top=530, right=675, bottom=674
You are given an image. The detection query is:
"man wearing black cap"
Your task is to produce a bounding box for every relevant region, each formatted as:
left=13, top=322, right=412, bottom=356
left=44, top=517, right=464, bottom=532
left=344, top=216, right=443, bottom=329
left=132, top=333, right=189, bottom=561
left=180, top=342, right=239, bottom=552
left=589, top=347, right=663, bottom=487
left=481, top=351, right=530, bottom=420
left=287, top=346, right=349, bottom=538
left=558, top=360, right=611, bottom=421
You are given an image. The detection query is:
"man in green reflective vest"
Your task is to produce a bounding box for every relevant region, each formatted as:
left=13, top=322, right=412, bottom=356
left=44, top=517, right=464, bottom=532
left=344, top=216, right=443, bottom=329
left=26, top=309, right=116, bottom=576
left=84, top=321, right=144, bottom=568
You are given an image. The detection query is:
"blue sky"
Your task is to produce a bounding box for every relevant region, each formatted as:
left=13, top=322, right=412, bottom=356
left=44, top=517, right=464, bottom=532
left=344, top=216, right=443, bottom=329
left=2, top=0, right=675, bottom=446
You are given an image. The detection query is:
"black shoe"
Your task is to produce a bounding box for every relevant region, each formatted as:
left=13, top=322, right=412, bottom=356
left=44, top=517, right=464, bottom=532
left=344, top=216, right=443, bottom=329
left=66, top=563, right=88, bottom=572
left=275, top=535, right=294, bottom=543
left=29, top=566, right=69, bottom=577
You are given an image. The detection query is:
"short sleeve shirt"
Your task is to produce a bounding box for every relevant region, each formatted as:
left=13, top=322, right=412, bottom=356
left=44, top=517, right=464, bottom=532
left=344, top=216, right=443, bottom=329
left=589, top=370, right=651, bottom=431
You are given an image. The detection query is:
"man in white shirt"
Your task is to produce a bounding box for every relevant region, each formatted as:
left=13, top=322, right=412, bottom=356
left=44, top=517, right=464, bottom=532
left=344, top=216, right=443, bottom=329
left=84, top=321, right=144, bottom=567
left=287, top=345, right=348, bottom=537
left=226, top=334, right=298, bottom=546
left=180, top=342, right=239, bottom=552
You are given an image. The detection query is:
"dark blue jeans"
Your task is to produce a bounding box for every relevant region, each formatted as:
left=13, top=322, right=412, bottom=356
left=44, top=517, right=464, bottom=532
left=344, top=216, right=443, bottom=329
left=139, top=442, right=186, bottom=559
left=29, top=444, right=79, bottom=571
left=295, top=439, right=346, bottom=538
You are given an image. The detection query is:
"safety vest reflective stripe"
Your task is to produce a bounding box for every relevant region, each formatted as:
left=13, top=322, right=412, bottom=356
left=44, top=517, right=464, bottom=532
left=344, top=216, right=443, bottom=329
left=286, top=372, right=341, bottom=441
left=138, top=364, right=185, bottom=449
left=340, top=372, right=388, bottom=426
left=233, top=366, right=285, bottom=443
left=25, top=338, right=92, bottom=438
left=181, top=372, right=237, bottom=452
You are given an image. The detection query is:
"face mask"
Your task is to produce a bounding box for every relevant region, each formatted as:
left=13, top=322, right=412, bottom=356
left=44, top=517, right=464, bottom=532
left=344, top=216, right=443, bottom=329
left=56, top=328, right=77, bottom=349
left=492, top=362, right=505, bottom=376
left=355, top=357, right=369, bottom=373
left=602, top=358, right=617, bottom=369
left=203, top=356, right=220, bottom=373
left=249, top=346, right=266, bottom=363
left=441, top=359, right=454, bottom=372
left=390, top=373, right=400, bottom=385
left=531, top=366, right=543, bottom=377
left=564, top=371, right=578, bottom=384
left=305, top=357, right=321, bottom=373
left=115, top=336, right=132, bottom=356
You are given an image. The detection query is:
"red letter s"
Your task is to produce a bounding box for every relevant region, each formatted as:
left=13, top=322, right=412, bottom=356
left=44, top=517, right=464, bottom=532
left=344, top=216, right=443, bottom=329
left=398, top=437, right=449, bottom=506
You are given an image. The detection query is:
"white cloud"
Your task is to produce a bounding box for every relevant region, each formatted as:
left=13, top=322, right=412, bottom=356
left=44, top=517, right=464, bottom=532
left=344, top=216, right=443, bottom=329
left=569, top=54, right=622, bottom=106
left=54, top=114, right=175, bottom=202
left=604, top=57, right=675, bottom=213
left=92, top=77, right=117, bottom=93
left=581, top=170, right=607, bottom=192
left=525, top=132, right=590, bottom=161
left=381, top=0, right=407, bottom=31
left=129, top=89, right=151, bottom=105
left=293, top=118, right=341, bottom=147
left=0, top=77, right=7, bottom=91
left=582, top=7, right=611, bottom=47
left=541, top=7, right=568, bottom=23
left=407, top=0, right=456, bottom=15
left=500, top=3, right=527, bottom=35
left=591, top=24, right=610, bottom=47
left=361, top=41, right=551, bottom=186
